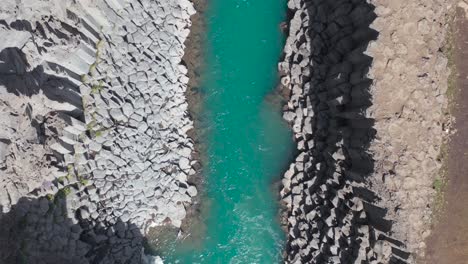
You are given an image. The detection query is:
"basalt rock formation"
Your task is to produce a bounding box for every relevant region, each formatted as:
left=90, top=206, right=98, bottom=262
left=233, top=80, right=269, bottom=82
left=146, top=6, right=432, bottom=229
left=278, top=0, right=451, bottom=263
left=280, top=0, right=452, bottom=262
left=0, top=0, right=453, bottom=262
left=0, top=0, right=197, bottom=262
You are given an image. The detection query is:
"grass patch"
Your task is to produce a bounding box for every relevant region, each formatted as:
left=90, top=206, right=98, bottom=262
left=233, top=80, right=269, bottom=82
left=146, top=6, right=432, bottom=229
left=430, top=10, right=458, bottom=224
left=81, top=74, right=88, bottom=83
left=81, top=96, right=87, bottom=109
left=433, top=177, right=445, bottom=192
left=57, top=176, right=66, bottom=184
left=89, top=62, right=97, bottom=77
left=79, top=177, right=89, bottom=186
left=57, top=187, right=72, bottom=199
left=66, top=165, right=75, bottom=180
left=432, top=119, right=450, bottom=222
left=96, top=39, right=105, bottom=56
left=91, top=80, right=104, bottom=94
left=94, top=130, right=103, bottom=138
left=89, top=39, right=105, bottom=77
left=46, top=194, right=54, bottom=202
left=86, top=119, right=98, bottom=131
left=91, top=128, right=109, bottom=138
left=82, top=39, right=105, bottom=87
left=86, top=113, right=108, bottom=138
left=443, top=12, right=459, bottom=114
left=432, top=173, right=448, bottom=221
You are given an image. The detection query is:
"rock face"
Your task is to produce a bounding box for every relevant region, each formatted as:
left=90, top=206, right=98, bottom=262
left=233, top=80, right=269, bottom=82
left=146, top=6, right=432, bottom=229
left=279, top=0, right=413, bottom=263
left=79, top=0, right=197, bottom=232
left=0, top=0, right=197, bottom=262
left=280, top=0, right=452, bottom=262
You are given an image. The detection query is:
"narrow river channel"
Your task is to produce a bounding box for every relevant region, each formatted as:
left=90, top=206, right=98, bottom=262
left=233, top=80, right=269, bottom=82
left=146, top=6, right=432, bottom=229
left=161, top=0, right=294, bottom=262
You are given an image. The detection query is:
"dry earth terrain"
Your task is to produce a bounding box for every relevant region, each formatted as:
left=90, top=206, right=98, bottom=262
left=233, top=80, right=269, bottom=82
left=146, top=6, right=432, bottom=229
left=424, top=2, right=468, bottom=263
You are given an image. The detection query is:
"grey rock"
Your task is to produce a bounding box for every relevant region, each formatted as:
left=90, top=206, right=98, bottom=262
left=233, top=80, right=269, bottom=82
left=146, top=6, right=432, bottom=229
left=109, top=108, right=127, bottom=122
left=186, top=186, right=197, bottom=197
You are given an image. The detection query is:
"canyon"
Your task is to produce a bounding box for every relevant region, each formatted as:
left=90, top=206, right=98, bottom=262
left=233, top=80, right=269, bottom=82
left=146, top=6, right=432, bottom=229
left=0, top=0, right=461, bottom=263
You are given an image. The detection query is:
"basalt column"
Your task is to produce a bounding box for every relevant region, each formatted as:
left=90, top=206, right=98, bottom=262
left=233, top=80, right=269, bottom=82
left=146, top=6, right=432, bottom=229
left=279, top=0, right=410, bottom=263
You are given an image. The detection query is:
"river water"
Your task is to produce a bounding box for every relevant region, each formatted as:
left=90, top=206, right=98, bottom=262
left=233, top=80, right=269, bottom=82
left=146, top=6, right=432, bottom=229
left=157, top=0, right=294, bottom=262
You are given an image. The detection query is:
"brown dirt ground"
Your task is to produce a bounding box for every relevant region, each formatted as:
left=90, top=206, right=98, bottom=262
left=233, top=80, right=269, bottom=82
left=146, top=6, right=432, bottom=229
left=424, top=2, right=468, bottom=263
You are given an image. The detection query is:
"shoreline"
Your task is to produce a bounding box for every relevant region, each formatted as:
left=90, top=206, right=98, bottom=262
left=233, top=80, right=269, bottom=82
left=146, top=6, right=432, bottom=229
left=178, top=0, right=208, bottom=243
left=144, top=0, right=210, bottom=257
left=160, top=0, right=299, bottom=261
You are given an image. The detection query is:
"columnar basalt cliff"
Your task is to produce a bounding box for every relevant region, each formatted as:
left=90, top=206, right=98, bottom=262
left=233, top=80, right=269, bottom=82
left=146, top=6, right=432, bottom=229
left=279, top=1, right=399, bottom=262
left=280, top=0, right=452, bottom=263
left=0, top=0, right=197, bottom=262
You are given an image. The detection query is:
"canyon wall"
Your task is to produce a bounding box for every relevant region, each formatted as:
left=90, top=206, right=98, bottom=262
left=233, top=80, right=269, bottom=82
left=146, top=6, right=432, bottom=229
left=279, top=0, right=451, bottom=263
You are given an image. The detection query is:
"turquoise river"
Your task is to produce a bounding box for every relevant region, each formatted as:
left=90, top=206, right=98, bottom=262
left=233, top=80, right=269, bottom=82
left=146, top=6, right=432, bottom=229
left=161, top=0, right=294, bottom=262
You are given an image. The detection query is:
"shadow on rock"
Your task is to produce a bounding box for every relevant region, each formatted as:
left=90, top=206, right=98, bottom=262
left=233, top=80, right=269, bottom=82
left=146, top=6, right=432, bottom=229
left=0, top=47, right=84, bottom=112
left=0, top=194, right=157, bottom=264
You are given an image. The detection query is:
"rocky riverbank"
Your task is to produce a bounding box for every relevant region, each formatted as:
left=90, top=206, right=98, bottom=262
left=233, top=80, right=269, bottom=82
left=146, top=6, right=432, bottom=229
left=0, top=0, right=198, bottom=263
left=279, top=0, right=451, bottom=263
